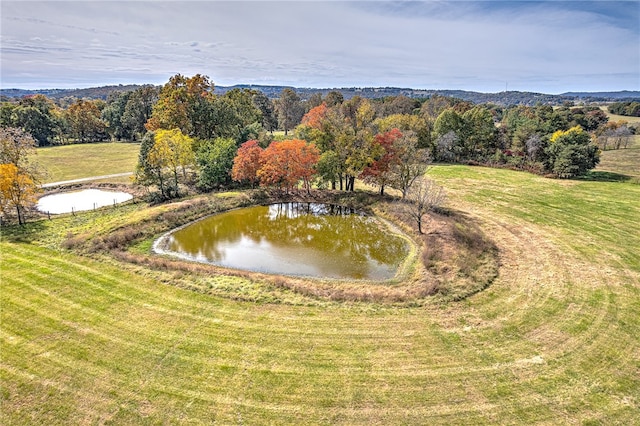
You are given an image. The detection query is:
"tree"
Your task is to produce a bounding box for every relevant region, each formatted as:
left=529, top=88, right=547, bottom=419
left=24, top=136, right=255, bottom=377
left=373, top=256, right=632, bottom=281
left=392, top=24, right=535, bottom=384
left=360, top=128, right=401, bottom=195
left=402, top=177, right=446, bottom=234
left=435, top=131, right=458, bottom=163
left=0, top=164, right=38, bottom=225
left=377, top=95, right=419, bottom=116
left=231, top=139, right=263, bottom=187
left=196, top=137, right=237, bottom=190
left=462, top=106, right=498, bottom=160
left=343, top=98, right=377, bottom=191
left=316, top=150, right=342, bottom=190
left=12, top=95, right=58, bottom=146
left=121, top=86, right=158, bottom=140
left=0, top=127, right=42, bottom=225
left=388, top=130, right=430, bottom=199
left=275, top=88, right=304, bottom=135
left=66, top=99, right=107, bottom=142
left=433, top=108, right=465, bottom=161
left=257, top=139, right=319, bottom=193
left=544, top=126, right=600, bottom=178
left=301, top=103, right=328, bottom=129
left=376, top=113, right=433, bottom=150
left=324, top=91, right=344, bottom=107
left=134, top=129, right=195, bottom=199
left=597, top=121, right=632, bottom=151
left=252, top=91, right=278, bottom=132
left=102, top=91, right=132, bottom=140
left=146, top=74, right=215, bottom=138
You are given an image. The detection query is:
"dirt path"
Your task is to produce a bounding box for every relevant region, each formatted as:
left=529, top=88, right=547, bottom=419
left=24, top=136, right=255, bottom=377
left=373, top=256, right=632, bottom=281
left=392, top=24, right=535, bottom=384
left=41, top=172, right=133, bottom=188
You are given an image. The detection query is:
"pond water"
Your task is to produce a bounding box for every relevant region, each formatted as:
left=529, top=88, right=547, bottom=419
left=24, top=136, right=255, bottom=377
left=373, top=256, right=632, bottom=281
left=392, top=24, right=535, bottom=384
left=37, top=189, right=133, bottom=214
left=154, top=202, right=409, bottom=280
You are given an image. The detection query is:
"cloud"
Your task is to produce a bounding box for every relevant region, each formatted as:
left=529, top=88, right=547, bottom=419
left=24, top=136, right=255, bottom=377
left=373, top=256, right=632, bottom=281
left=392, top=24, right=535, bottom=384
left=1, top=1, right=638, bottom=92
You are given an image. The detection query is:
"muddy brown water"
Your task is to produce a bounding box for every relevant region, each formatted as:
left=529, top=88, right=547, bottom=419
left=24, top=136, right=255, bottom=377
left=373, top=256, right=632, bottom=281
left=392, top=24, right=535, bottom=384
left=154, top=202, right=409, bottom=280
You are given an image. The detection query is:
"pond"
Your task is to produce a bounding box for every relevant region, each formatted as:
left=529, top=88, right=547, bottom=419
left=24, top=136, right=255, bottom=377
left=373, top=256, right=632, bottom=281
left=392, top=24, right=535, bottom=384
left=37, top=189, right=133, bottom=214
left=154, top=202, right=410, bottom=280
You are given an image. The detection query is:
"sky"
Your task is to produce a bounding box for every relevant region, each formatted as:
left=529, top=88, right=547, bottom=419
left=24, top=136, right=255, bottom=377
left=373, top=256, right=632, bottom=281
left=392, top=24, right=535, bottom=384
left=1, top=1, right=639, bottom=94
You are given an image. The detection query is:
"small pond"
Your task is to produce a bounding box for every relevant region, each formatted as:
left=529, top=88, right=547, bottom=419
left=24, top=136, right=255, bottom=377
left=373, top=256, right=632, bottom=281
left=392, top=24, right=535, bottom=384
left=154, top=202, right=409, bottom=280
left=37, top=189, right=133, bottom=214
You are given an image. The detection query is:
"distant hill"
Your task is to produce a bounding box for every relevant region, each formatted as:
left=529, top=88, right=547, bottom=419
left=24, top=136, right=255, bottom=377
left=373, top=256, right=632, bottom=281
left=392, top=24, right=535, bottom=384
left=560, top=91, right=640, bottom=100
left=2, top=84, right=639, bottom=106
left=0, top=84, right=148, bottom=101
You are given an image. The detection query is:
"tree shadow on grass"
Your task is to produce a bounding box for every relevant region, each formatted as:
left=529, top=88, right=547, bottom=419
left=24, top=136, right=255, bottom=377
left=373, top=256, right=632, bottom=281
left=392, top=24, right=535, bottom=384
left=576, top=171, right=633, bottom=183
left=1, top=220, right=49, bottom=244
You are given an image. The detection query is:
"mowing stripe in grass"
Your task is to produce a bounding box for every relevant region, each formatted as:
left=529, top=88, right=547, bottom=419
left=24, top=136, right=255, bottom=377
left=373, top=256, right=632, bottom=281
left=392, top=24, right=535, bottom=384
left=3, top=162, right=640, bottom=423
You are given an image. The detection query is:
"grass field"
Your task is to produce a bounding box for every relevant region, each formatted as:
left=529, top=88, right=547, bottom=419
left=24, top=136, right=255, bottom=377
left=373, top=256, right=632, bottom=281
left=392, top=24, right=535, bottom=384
left=2, top=140, right=639, bottom=423
left=35, top=142, right=140, bottom=183
left=596, top=135, right=640, bottom=179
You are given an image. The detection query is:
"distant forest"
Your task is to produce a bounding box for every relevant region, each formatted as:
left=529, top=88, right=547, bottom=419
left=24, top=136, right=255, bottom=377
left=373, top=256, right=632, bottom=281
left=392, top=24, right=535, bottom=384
left=2, top=84, right=639, bottom=107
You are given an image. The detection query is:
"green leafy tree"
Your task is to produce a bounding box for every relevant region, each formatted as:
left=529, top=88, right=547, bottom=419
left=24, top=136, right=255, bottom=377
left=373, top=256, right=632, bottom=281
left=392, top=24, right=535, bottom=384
left=102, top=91, right=132, bottom=140
left=12, top=95, right=58, bottom=146
left=146, top=74, right=215, bottom=138
left=122, top=86, right=158, bottom=140
left=433, top=108, right=465, bottom=161
left=545, top=126, right=600, bottom=178
left=252, top=91, right=278, bottom=132
left=275, top=88, right=304, bottom=135
left=196, top=137, right=237, bottom=190
left=462, top=106, right=498, bottom=160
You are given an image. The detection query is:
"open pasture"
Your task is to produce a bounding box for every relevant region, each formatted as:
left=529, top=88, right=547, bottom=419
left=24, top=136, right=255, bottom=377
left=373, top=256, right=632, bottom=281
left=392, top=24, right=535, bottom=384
left=35, top=142, right=140, bottom=184
left=2, top=145, right=639, bottom=423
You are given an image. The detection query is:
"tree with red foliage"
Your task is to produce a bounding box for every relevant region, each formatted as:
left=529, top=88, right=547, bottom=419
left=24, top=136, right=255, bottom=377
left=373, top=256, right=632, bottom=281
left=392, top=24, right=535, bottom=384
left=361, top=128, right=403, bottom=195
left=231, top=139, right=263, bottom=187
left=257, top=139, right=320, bottom=193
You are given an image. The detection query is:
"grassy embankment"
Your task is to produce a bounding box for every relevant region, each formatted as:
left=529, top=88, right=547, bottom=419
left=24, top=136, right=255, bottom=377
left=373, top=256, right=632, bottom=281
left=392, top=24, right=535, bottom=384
left=1, top=138, right=639, bottom=423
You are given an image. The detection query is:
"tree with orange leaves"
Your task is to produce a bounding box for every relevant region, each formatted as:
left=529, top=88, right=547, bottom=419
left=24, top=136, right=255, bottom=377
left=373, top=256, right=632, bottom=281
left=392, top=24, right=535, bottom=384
left=0, top=127, right=42, bottom=225
left=0, top=163, right=38, bottom=225
left=257, top=139, right=319, bottom=193
left=231, top=139, right=263, bottom=187
left=301, top=103, right=327, bottom=129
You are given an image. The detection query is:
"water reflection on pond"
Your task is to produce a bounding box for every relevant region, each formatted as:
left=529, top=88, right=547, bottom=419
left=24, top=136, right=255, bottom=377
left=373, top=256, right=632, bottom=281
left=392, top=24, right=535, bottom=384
left=155, top=202, right=409, bottom=280
left=37, top=189, right=133, bottom=214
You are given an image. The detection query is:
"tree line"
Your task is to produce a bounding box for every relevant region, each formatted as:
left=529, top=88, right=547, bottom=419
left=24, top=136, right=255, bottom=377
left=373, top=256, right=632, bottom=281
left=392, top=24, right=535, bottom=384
left=133, top=74, right=635, bottom=201
left=2, top=73, right=636, bottom=224
left=608, top=101, right=640, bottom=117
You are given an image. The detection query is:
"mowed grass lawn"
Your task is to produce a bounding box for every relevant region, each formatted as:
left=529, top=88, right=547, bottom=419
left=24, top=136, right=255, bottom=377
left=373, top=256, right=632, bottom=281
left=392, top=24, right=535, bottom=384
left=2, top=143, right=639, bottom=423
left=35, top=142, right=140, bottom=183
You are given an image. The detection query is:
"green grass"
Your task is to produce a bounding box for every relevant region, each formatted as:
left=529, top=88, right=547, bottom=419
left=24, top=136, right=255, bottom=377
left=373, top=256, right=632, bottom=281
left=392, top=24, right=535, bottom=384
left=34, top=142, right=140, bottom=183
left=2, top=150, right=640, bottom=423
